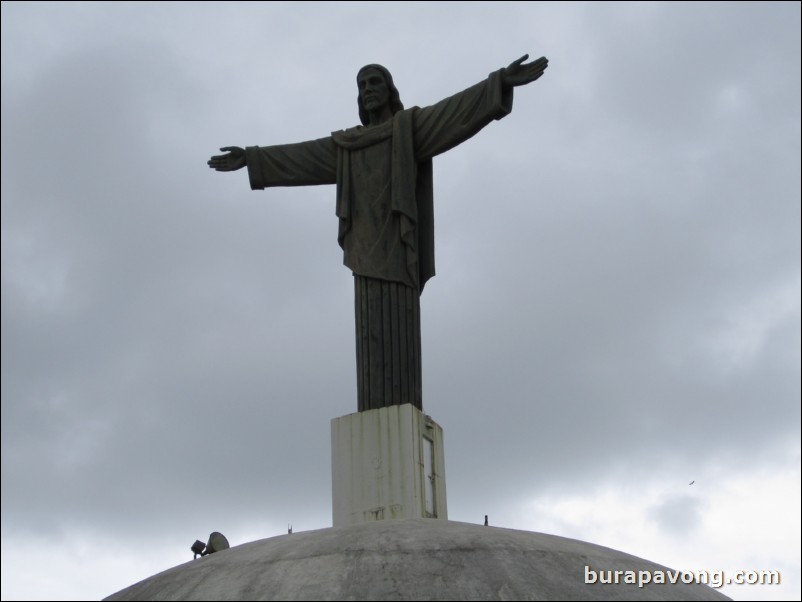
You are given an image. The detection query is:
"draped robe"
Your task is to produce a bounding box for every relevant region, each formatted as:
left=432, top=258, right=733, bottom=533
left=244, top=70, right=513, bottom=411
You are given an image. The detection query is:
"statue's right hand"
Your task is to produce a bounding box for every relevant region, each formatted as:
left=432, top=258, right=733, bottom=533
left=207, top=146, right=246, bottom=171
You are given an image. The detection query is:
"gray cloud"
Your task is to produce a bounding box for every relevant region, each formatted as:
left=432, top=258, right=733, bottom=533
left=650, top=494, right=705, bottom=537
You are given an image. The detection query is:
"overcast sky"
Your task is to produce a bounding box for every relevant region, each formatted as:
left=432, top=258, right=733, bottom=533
left=1, top=2, right=799, bottom=601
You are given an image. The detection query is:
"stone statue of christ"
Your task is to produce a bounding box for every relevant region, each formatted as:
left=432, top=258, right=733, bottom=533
left=208, top=55, right=548, bottom=412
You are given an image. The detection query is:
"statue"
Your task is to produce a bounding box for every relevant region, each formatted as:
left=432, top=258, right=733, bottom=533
left=208, top=55, right=548, bottom=413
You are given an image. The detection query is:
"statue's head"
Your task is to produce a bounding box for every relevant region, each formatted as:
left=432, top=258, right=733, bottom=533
left=357, top=64, right=404, bottom=126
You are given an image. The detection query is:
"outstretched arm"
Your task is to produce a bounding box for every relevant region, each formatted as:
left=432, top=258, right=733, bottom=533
left=207, top=138, right=337, bottom=189
left=413, top=53, right=548, bottom=160
left=208, top=146, right=246, bottom=171
left=501, top=54, right=548, bottom=88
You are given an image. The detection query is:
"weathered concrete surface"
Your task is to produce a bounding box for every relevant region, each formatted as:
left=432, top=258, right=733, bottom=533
left=332, top=405, right=447, bottom=526
left=105, top=519, right=730, bottom=601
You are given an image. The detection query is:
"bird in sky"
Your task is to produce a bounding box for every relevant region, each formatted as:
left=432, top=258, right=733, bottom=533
left=689, top=481, right=695, bottom=485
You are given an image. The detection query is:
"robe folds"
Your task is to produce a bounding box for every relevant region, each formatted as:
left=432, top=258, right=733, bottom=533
left=244, top=70, right=513, bottom=411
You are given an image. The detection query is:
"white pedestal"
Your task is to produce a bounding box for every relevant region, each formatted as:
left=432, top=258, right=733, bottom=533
left=331, top=404, right=447, bottom=527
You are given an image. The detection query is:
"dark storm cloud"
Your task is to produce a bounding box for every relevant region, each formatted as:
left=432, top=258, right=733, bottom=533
left=0, top=30, right=348, bottom=536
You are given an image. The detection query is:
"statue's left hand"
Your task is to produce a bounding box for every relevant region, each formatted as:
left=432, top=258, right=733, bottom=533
left=502, top=54, right=548, bottom=87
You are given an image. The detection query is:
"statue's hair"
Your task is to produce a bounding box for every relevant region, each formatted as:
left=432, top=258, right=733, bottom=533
left=357, top=64, right=404, bottom=126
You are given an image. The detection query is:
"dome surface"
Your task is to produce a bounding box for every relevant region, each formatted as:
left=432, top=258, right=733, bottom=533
left=105, top=519, right=730, bottom=601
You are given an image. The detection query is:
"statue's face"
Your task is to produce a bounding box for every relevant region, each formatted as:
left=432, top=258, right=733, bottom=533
left=357, top=68, right=390, bottom=112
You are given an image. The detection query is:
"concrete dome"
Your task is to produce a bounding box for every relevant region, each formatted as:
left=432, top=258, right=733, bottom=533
left=105, top=519, right=730, bottom=601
